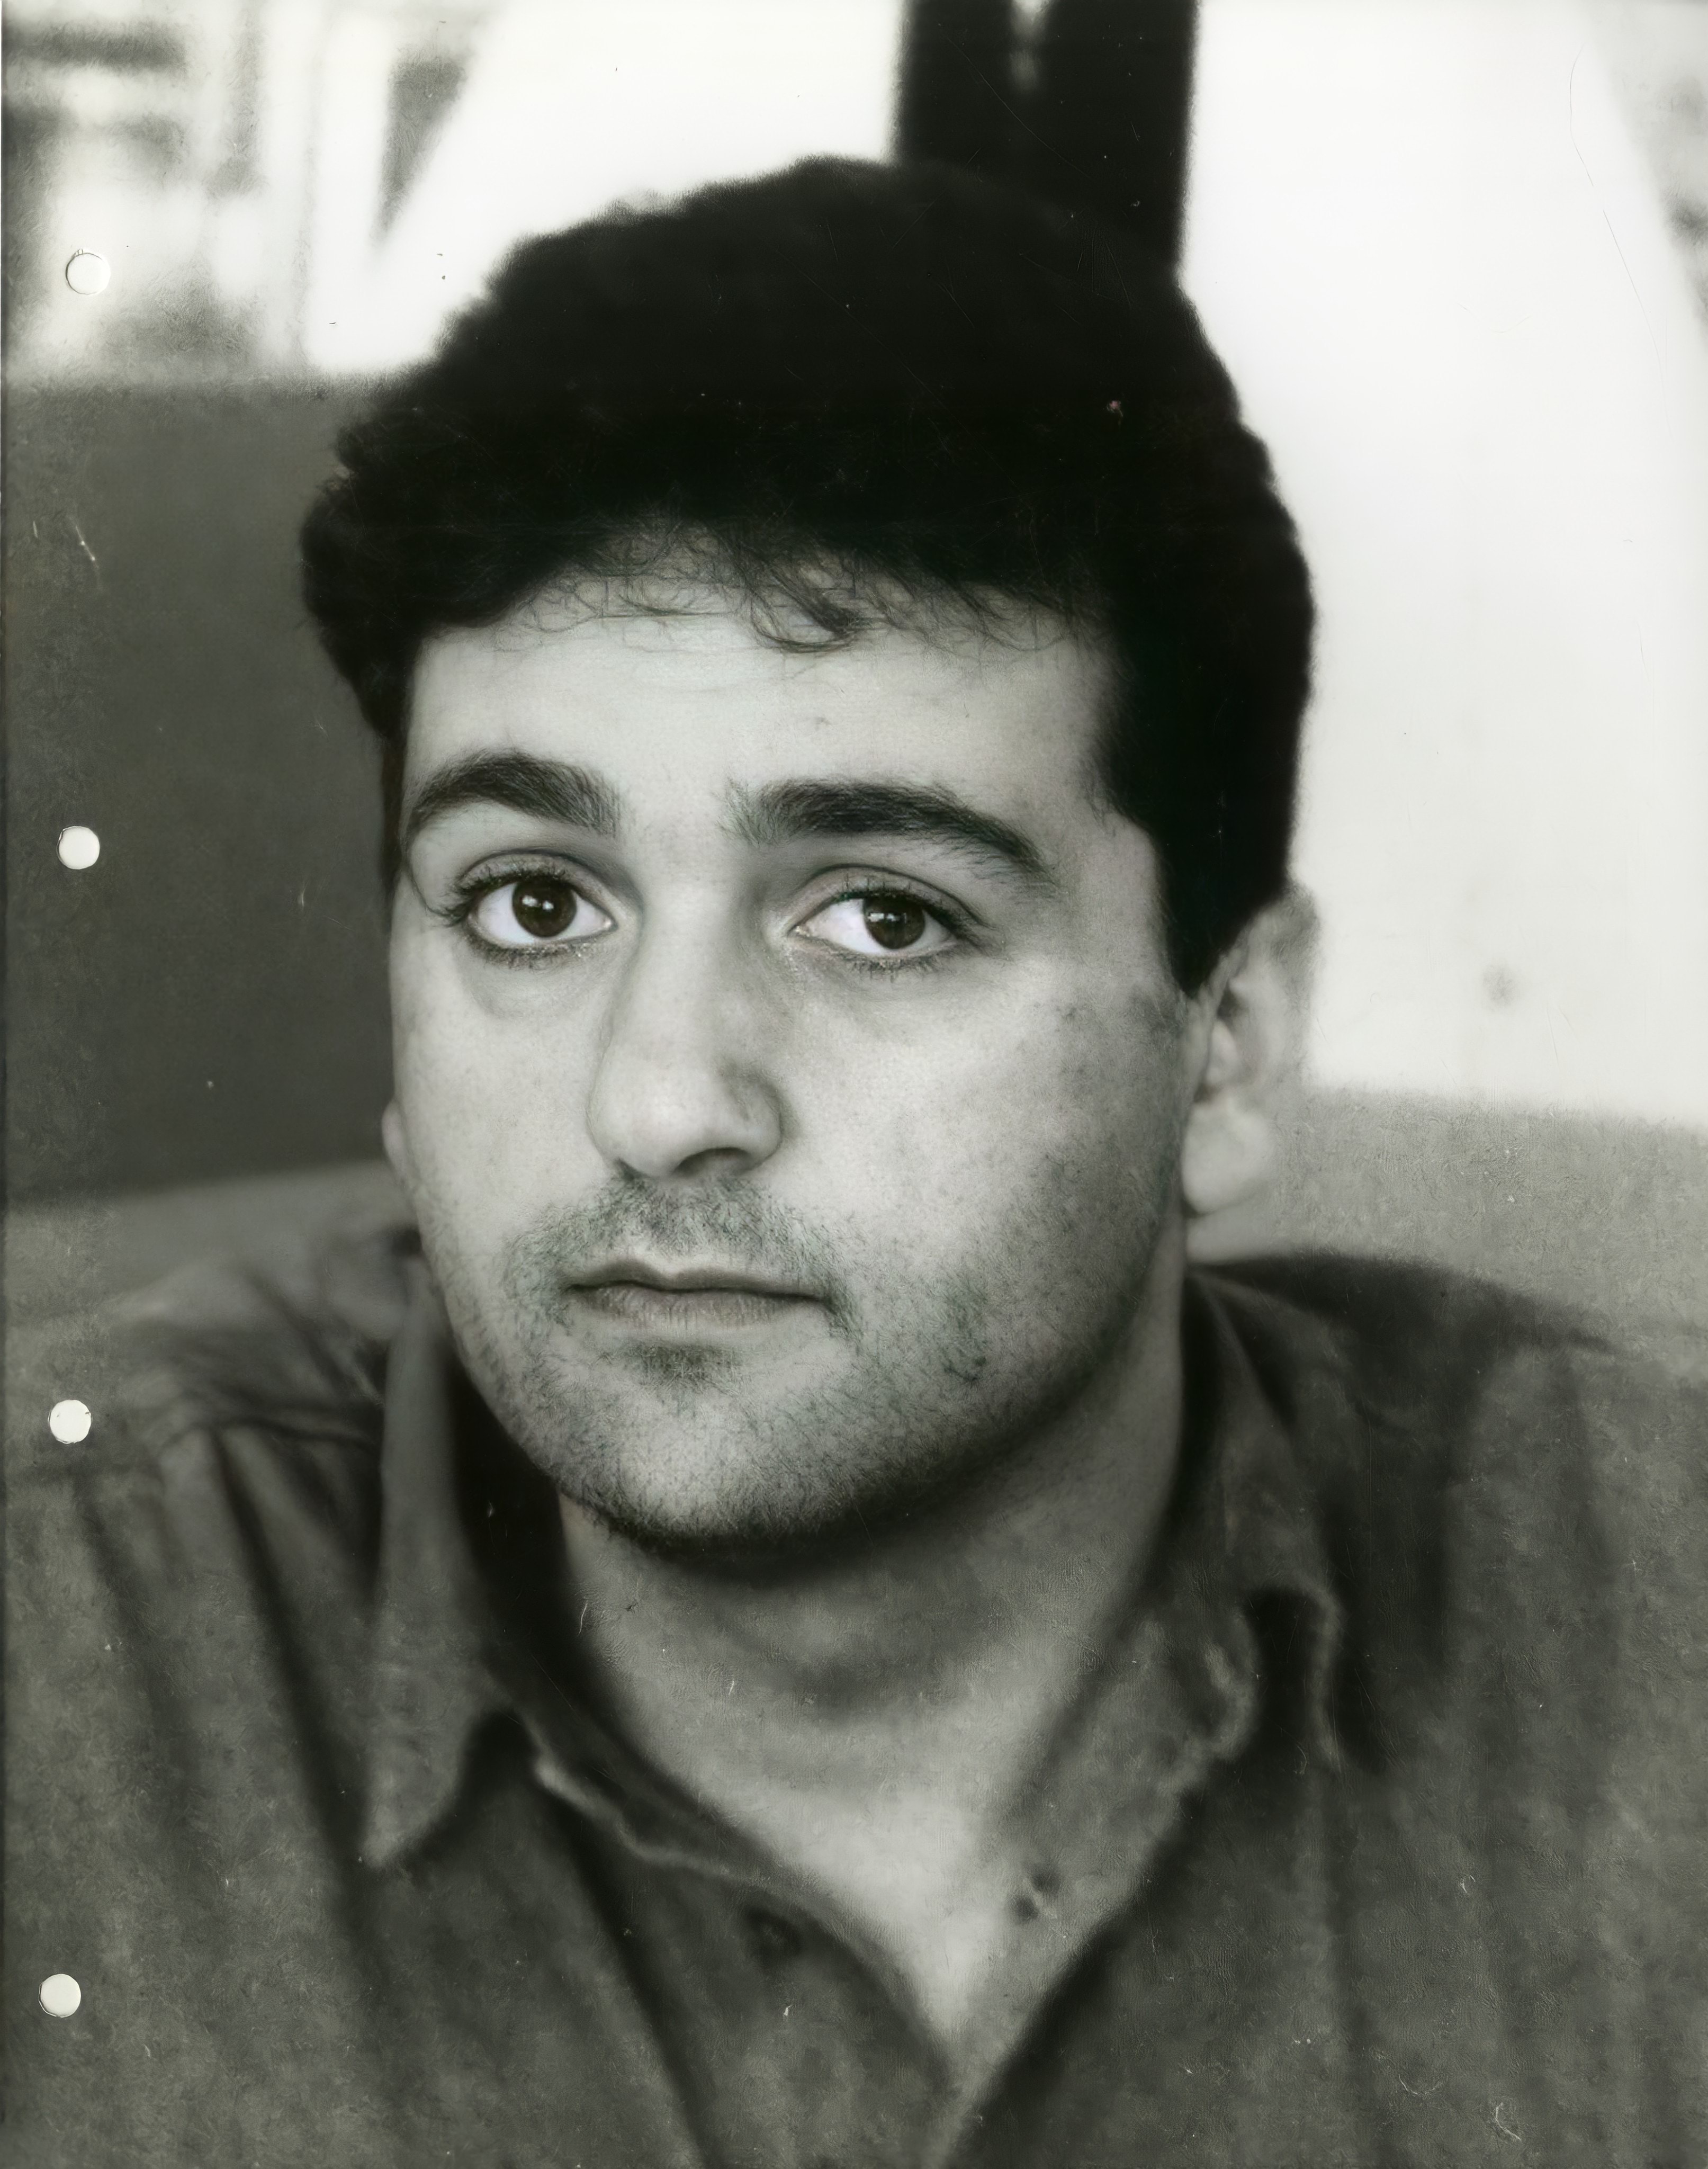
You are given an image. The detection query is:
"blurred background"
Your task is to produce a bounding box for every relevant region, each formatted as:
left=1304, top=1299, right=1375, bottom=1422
left=7, top=0, right=1708, bottom=1346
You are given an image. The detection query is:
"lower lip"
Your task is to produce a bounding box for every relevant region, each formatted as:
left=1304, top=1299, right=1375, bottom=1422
left=569, top=1283, right=817, bottom=1330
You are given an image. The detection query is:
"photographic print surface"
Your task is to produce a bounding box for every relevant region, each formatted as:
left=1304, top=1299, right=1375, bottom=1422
left=7, top=4, right=1707, bottom=2163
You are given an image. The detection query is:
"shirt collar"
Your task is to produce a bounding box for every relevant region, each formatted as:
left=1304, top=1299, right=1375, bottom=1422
left=361, top=1263, right=1343, bottom=1871
left=361, top=1261, right=514, bottom=1867
left=1188, top=1274, right=1344, bottom=1768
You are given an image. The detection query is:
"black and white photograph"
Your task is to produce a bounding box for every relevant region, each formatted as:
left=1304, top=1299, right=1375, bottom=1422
left=6, top=2, right=1708, bottom=2161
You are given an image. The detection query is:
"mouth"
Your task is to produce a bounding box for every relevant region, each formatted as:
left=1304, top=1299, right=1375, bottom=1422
left=563, top=1260, right=821, bottom=1331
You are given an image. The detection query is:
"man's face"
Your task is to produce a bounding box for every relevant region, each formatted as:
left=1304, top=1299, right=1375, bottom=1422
left=390, top=596, right=1213, bottom=1556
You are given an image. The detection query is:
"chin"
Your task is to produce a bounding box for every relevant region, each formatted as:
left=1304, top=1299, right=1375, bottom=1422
left=551, top=1413, right=1032, bottom=1574
left=571, top=1492, right=881, bottom=1573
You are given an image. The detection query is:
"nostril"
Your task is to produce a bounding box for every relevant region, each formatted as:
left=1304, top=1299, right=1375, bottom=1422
left=589, top=1061, right=784, bottom=1180
left=676, top=1144, right=765, bottom=1179
left=583, top=966, right=786, bottom=1179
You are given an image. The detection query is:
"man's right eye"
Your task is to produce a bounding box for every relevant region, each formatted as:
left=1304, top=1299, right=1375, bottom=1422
left=465, top=875, right=615, bottom=951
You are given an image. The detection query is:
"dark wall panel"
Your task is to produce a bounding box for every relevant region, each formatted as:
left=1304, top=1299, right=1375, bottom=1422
left=5, top=385, right=392, bottom=1202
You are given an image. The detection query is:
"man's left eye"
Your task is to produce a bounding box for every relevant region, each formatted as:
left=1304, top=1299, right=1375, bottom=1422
left=796, top=892, right=954, bottom=960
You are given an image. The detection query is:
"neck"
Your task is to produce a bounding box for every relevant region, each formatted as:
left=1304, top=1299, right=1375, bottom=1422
left=559, top=1225, right=1190, bottom=1831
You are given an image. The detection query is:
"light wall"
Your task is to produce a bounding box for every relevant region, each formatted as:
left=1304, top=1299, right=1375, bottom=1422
left=302, top=0, right=907, bottom=373
left=1183, top=0, right=1708, bottom=1127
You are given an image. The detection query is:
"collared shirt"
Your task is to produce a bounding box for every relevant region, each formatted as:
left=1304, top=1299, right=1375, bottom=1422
left=8, top=1215, right=1707, bottom=2166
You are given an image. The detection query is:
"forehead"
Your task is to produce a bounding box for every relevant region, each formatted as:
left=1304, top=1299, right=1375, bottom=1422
left=405, top=600, right=1111, bottom=816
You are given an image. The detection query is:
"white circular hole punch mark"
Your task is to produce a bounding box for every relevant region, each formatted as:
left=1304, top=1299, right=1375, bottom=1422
left=58, top=826, right=101, bottom=871
left=49, top=1399, right=93, bottom=1445
left=39, top=1974, right=82, bottom=2018
left=65, top=250, right=110, bottom=296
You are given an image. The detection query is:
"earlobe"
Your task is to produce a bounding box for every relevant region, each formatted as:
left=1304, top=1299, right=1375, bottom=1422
left=381, top=1101, right=415, bottom=1192
left=1180, top=887, right=1317, bottom=1219
left=1181, top=1084, right=1278, bottom=1218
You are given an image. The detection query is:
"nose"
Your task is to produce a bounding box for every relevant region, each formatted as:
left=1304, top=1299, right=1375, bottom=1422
left=585, top=916, right=785, bottom=1180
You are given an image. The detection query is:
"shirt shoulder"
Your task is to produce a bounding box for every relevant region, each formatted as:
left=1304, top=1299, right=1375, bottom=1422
left=1204, top=1253, right=1708, bottom=2132
left=8, top=1217, right=422, bottom=2148
left=10, top=1212, right=413, bottom=1487
left=8, top=1215, right=416, bottom=1716
left=1204, top=1249, right=1708, bottom=1777
left=1203, top=1248, right=1708, bottom=1518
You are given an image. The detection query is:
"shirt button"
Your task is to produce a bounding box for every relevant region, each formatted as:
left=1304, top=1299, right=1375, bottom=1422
left=745, top=1906, right=805, bottom=1963
left=1012, top=1865, right=1059, bottom=1922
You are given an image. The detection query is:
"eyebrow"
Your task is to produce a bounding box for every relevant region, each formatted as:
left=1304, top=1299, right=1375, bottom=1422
left=729, top=778, right=1056, bottom=889
left=401, top=752, right=622, bottom=855
left=401, top=754, right=1055, bottom=892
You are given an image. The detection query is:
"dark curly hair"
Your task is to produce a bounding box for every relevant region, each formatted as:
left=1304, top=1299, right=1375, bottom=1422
left=300, top=157, right=1313, bottom=987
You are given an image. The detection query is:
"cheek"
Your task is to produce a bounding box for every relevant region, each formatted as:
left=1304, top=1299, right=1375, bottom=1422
left=798, top=981, right=1188, bottom=1252
left=1018, top=989, right=1192, bottom=1228
left=389, top=940, right=601, bottom=1214
left=1057, top=982, right=1194, bottom=1153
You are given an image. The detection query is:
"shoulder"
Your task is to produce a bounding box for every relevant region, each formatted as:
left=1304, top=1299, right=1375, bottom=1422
left=1202, top=1249, right=1707, bottom=1513
left=1202, top=1250, right=1708, bottom=1741
left=8, top=1214, right=417, bottom=1620
left=1204, top=1255, right=1708, bottom=2132
left=9, top=1216, right=421, bottom=2057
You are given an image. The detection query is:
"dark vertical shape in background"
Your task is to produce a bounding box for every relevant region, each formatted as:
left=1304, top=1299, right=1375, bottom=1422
left=896, top=0, right=1198, bottom=266
left=894, top=0, right=1022, bottom=176
left=1026, top=0, right=1197, bottom=260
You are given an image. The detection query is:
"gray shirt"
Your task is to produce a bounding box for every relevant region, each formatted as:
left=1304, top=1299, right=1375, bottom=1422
left=9, top=1221, right=1706, bottom=2164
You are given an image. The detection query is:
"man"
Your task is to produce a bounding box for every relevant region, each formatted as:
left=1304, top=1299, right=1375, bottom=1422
left=11, top=159, right=1706, bottom=2166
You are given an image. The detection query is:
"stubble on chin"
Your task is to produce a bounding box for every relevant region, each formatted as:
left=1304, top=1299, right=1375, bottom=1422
left=414, top=1121, right=1179, bottom=1563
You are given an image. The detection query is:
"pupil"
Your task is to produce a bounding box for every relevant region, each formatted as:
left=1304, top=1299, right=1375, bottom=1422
left=862, top=895, right=927, bottom=951
left=512, top=881, right=573, bottom=938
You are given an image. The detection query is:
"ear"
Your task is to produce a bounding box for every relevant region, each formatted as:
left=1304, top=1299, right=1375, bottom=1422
left=1180, top=886, right=1318, bottom=1218
left=381, top=1100, right=416, bottom=1193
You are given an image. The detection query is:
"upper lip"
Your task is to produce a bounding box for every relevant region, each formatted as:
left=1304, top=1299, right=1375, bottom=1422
left=568, top=1260, right=813, bottom=1298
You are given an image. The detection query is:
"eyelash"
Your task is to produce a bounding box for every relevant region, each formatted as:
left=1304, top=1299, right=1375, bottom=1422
left=438, top=860, right=602, bottom=970
left=801, top=881, right=970, bottom=976
left=437, top=863, right=974, bottom=972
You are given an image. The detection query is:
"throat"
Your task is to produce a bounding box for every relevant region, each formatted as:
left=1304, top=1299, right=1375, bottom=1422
left=555, top=1284, right=1185, bottom=2055
left=725, top=1779, right=1060, bottom=2055
left=578, top=1540, right=1122, bottom=2053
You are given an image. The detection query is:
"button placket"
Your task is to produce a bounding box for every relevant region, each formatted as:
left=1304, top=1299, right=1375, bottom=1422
left=745, top=1905, right=806, bottom=1965
left=1011, top=1863, right=1060, bottom=1923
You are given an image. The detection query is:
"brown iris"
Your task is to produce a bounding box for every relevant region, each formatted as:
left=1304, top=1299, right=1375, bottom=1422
left=510, top=877, right=579, bottom=939
left=861, top=894, right=928, bottom=951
